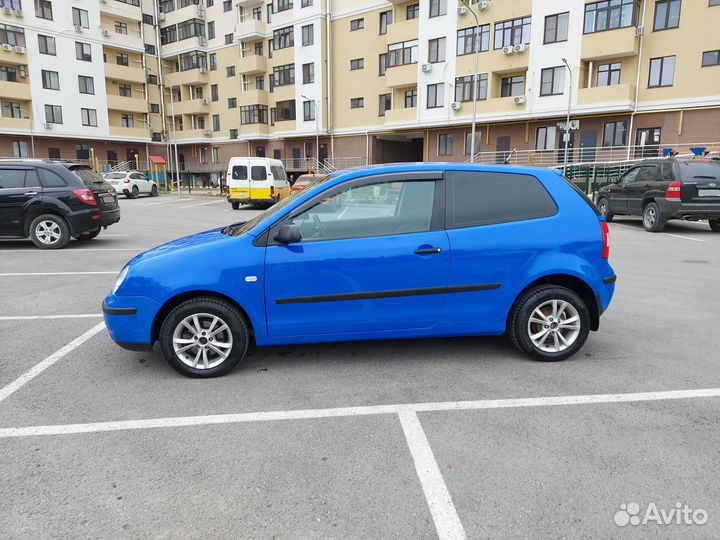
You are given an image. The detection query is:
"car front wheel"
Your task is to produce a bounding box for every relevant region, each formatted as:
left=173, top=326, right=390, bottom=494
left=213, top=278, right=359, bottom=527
left=159, top=297, right=249, bottom=378
left=29, top=214, right=71, bottom=249
left=509, top=285, right=591, bottom=362
left=150, top=184, right=159, bottom=197
left=597, top=197, right=614, bottom=222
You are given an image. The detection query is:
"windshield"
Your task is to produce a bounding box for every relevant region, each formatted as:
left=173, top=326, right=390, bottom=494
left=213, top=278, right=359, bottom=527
left=224, top=174, right=330, bottom=237
left=104, top=172, right=126, bottom=179
left=71, top=166, right=107, bottom=185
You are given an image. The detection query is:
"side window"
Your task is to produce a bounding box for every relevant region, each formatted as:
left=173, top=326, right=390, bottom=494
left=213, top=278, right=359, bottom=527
left=232, top=165, right=247, bottom=180
left=251, top=166, right=267, bottom=180
left=270, top=165, right=287, bottom=181
left=39, top=169, right=68, bottom=187
left=447, top=171, right=557, bottom=228
left=0, top=169, right=27, bottom=189
left=25, top=170, right=41, bottom=187
left=291, top=180, right=436, bottom=242
left=661, top=162, right=674, bottom=181
left=620, top=168, right=640, bottom=184
left=635, top=166, right=659, bottom=183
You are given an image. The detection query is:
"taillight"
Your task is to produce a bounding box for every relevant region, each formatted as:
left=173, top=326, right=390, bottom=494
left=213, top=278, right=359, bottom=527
left=600, top=220, right=610, bottom=259
left=665, top=181, right=681, bottom=200
left=123, top=178, right=131, bottom=184
left=72, top=188, right=97, bottom=206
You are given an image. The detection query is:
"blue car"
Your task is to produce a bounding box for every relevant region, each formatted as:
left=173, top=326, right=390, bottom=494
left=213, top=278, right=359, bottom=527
left=103, top=163, right=615, bottom=378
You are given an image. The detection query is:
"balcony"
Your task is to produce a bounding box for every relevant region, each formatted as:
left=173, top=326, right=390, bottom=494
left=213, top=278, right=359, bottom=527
left=238, top=54, right=267, bottom=75
left=107, top=94, right=149, bottom=113
left=273, top=119, right=296, bottom=134
left=100, top=0, right=142, bottom=20
left=486, top=48, right=530, bottom=75
left=0, top=116, right=31, bottom=131
left=104, top=63, right=146, bottom=83
left=238, top=89, right=269, bottom=106
left=101, top=27, right=144, bottom=51
left=480, top=96, right=526, bottom=114
left=270, top=46, right=293, bottom=67
left=385, top=63, right=417, bottom=88
left=109, top=125, right=151, bottom=140
left=235, top=18, right=268, bottom=41
left=164, top=68, right=209, bottom=86
left=0, top=80, right=30, bottom=101
left=384, top=107, right=417, bottom=124
left=581, top=27, right=639, bottom=61
left=175, top=128, right=213, bottom=140
left=240, top=123, right=269, bottom=136
left=272, top=84, right=295, bottom=103
left=236, top=0, right=264, bottom=7
left=386, top=18, right=418, bottom=44
left=171, top=98, right=211, bottom=115
left=578, top=83, right=635, bottom=107
left=0, top=44, right=28, bottom=65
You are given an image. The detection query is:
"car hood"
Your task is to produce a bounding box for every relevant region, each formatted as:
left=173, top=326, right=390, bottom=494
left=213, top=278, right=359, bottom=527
left=128, top=227, right=232, bottom=266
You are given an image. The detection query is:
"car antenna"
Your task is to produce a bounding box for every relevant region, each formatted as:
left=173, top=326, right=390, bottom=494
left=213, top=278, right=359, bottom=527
left=504, top=148, right=517, bottom=165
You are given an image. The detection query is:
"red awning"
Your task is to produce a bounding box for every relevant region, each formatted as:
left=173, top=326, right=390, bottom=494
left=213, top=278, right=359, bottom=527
left=148, top=155, right=167, bottom=165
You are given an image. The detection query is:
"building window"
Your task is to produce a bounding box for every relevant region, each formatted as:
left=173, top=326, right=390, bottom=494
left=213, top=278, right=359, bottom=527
left=379, top=93, right=391, bottom=116
left=302, top=24, right=314, bottom=46
left=150, top=103, right=160, bottom=113
left=276, top=100, right=295, bottom=120
left=81, top=108, right=97, bottom=127
left=584, top=0, right=637, bottom=33
left=34, top=0, right=53, bottom=20
left=272, top=26, right=294, bottom=49
left=426, top=83, right=444, bottom=108
left=227, top=66, right=236, bottom=77
left=2, top=100, right=22, bottom=118
left=12, top=141, right=29, bottom=158
left=301, top=0, right=312, bottom=6
left=78, top=75, right=94, bottom=94
left=540, top=66, right=565, bottom=96
left=207, top=21, right=215, bottom=39
left=116, top=53, right=129, bottom=66
left=350, top=58, right=364, bottom=70
left=75, top=42, right=92, bottom=61
left=41, top=70, right=59, bottom=90
left=303, top=100, right=315, bottom=121
left=379, top=53, right=388, bottom=75
left=464, top=132, right=480, bottom=155
left=544, top=12, right=569, bottom=43
left=210, top=84, right=218, bottom=101
left=76, top=144, right=90, bottom=160
left=438, top=133, right=453, bottom=156
left=536, top=126, right=557, bottom=150
left=273, top=0, right=292, bottom=13
left=454, top=74, right=488, bottom=102
left=0, top=65, right=17, bottom=83
left=457, top=25, right=489, bottom=56
left=143, top=13, right=154, bottom=24
left=121, top=114, right=134, bottom=128
left=160, top=25, right=177, bottom=44
left=212, top=147, right=220, bottom=163
left=302, top=62, right=314, bottom=83
left=255, top=75, right=264, bottom=90
left=177, top=50, right=208, bottom=71
left=254, top=42, right=263, bottom=56
left=405, top=89, right=417, bottom=108
left=597, top=63, right=621, bottom=86
left=0, top=23, right=25, bottom=47
left=388, top=40, right=418, bottom=66
left=379, top=10, right=392, bottom=35
left=500, top=75, right=525, bottom=97
left=209, top=53, right=217, bottom=70
left=603, top=121, right=627, bottom=146
left=118, top=83, right=132, bottom=97
left=273, top=63, right=294, bottom=86
left=494, top=16, right=531, bottom=49
left=44, top=104, right=63, bottom=124
left=223, top=0, right=231, bottom=11
left=653, top=0, right=681, bottom=31
left=648, top=56, right=675, bottom=87
left=224, top=33, right=233, bottom=45
left=429, top=0, right=446, bottom=18
left=350, top=97, right=364, bottom=109
left=72, top=7, right=89, bottom=28
left=702, top=50, right=720, bottom=66
left=147, top=74, right=158, bottom=85
left=177, top=19, right=206, bottom=41
left=229, top=129, right=238, bottom=139
left=350, top=18, right=364, bottom=31
left=228, top=97, right=237, bottom=108
left=38, top=34, right=56, bottom=55
left=407, top=4, right=419, bottom=20
left=145, top=44, right=157, bottom=55
left=115, top=21, right=128, bottom=35
left=240, top=105, right=268, bottom=124
left=428, top=37, right=446, bottom=63
left=212, top=114, right=220, bottom=131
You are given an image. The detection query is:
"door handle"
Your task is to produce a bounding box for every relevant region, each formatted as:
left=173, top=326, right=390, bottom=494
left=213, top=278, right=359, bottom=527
left=24, top=191, right=38, bottom=196
left=414, top=247, right=442, bottom=255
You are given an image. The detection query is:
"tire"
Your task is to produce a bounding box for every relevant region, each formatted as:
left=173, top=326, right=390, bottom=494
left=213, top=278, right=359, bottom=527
left=709, top=219, right=720, bottom=232
left=129, top=185, right=139, bottom=199
left=231, top=201, right=240, bottom=210
left=642, top=202, right=665, bottom=232
left=28, top=214, right=71, bottom=250
left=596, top=197, right=614, bottom=222
left=150, top=184, right=159, bottom=197
left=509, top=285, right=591, bottom=362
left=159, top=297, right=249, bottom=378
left=75, top=228, right=100, bottom=241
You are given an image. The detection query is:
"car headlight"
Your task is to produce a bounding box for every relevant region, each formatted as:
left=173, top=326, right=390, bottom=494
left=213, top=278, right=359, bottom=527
left=111, top=266, right=129, bottom=295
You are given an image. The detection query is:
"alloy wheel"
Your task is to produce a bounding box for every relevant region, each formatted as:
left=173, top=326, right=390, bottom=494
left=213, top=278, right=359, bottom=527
left=527, top=299, right=581, bottom=353
left=35, top=220, right=62, bottom=246
left=644, top=206, right=656, bottom=228
left=172, top=313, right=233, bottom=369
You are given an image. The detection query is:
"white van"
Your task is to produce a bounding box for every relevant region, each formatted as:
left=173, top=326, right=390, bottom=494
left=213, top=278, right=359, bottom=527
left=226, top=157, right=290, bottom=209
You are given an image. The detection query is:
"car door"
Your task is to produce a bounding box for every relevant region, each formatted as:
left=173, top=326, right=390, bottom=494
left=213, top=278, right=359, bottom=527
left=627, top=164, right=661, bottom=214
left=136, top=173, right=152, bottom=193
left=0, top=167, right=42, bottom=236
left=264, top=172, right=449, bottom=338
left=608, top=167, right=640, bottom=213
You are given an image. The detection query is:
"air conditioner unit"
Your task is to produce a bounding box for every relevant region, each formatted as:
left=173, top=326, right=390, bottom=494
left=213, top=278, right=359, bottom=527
left=635, top=26, right=645, bottom=36
left=203, top=129, right=212, bottom=136
left=421, top=63, right=432, bottom=73
left=14, top=45, right=25, bottom=53
left=477, top=0, right=491, bottom=10
left=450, top=101, right=462, bottom=111
left=513, top=95, right=526, bottom=105
left=14, top=9, right=23, bottom=17
left=457, top=6, right=468, bottom=15
left=2, top=44, right=12, bottom=51
left=19, top=67, right=27, bottom=77
left=513, top=43, right=527, bottom=53
left=201, top=98, right=209, bottom=105
left=44, top=122, right=53, bottom=129
left=103, top=30, right=111, bottom=37
left=74, top=25, right=83, bottom=32
left=502, top=46, right=514, bottom=55
left=158, top=12, right=166, bottom=21
left=198, top=37, right=207, bottom=46
left=3, top=6, right=10, bottom=14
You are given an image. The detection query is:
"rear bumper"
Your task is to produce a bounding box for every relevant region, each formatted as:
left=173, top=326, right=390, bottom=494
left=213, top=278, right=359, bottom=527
left=99, top=207, right=121, bottom=227
left=656, top=198, right=720, bottom=220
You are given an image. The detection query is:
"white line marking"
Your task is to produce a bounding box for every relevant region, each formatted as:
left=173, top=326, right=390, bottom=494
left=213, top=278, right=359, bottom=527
left=0, top=314, right=103, bottom=321
left=179, top=200, right=223, bottom=209
left=611, top=222, right=706, bottom=242
left=0, top=271, right=117, bottom=277
left=0, top=322, right=105, bottom=405
left=399, top=411, right=466, bottom=540
left=99, top=234, right=130, bottom=238
left=0, top=248, right=146, bottom=253
left=664, top=233, right=704, bottom=242
left=145, top=198, right=193, bottom=206
left=2, top=387, right=719, bottom=439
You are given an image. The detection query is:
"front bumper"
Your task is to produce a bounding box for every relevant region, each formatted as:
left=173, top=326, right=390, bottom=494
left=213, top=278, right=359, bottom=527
left=102, top=295, right=162, bottom=349
left=656, top=198, right=720, bottom=220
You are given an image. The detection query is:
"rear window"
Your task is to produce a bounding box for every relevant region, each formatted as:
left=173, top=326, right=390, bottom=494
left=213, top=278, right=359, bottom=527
left=251, top=165, right=267, bottom=180
left=677, top=161, right=720, bottom=181
left=105, top=173, right=126, bottom=179
left=71, top=167, right=106, bottom=186
left=447, top=171, right=558, bottom=228
left=231, top=165, right=247, bottom=180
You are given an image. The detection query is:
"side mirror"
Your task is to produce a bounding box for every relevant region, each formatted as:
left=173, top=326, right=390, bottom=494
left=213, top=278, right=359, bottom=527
left=275, top=222, right=302, bottom=244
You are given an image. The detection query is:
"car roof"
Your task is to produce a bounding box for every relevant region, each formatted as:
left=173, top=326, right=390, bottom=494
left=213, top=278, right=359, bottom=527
left=330, top=161, right=555, bottom=178
left=0, top=159, right=87, bottom=169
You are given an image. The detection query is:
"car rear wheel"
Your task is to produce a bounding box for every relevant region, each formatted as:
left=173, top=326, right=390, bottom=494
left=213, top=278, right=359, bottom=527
left=150, top=184, right=159, bottom=197
left=75, top=228, right=100, bottom=241
left=159, top=297, right=249, bottom=378
left=129, top=185, right=139, bottom=199
left=509, top=285, right=590, bottom=362
left=709, top=219, right=720, bottom=232
left=597, top=197, right=614, bottom=222
left=29, top=214, right=71, bottom=250
left=642, top=202, right=665, bottom=232
left=231, top=201, right=240, bottom=210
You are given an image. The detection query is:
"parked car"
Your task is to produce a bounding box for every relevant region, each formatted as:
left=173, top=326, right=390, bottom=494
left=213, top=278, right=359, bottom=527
left=104, top=171, right=158, bottom=199
left=226, top=157, right=290, bottom=209
left=291, top=173, right=326, bottom=194
left=103, top=163, right=615, bottom=378
left=595, top=158, right=720, bottom=232
left=0, top=160, right=120, bottom=249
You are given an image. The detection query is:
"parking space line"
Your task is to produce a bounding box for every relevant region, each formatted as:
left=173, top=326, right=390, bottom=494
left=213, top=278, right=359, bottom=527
left=145, top=198, right=193, bottom=206
left=611, top=222, right=706, bottom=242
left=0, top=248, right=147, bottom=253
left=0, top=271, right=117, bottom=277
left=399, top=411, right=466, bottom=540
left=664, top=233, right=704, bottom=242
left=0, top=322, right=105, bottom=405
left=0, top=314, right=102, bottom=321
left=179, top=200, right=224, bottom=209
left=2, top=387, right=720, bottom=439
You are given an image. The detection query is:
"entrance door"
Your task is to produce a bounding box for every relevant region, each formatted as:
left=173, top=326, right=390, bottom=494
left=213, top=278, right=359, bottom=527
left=495, top=136, right=510, bottom=163
left=580, top=131, right=597, bottom=162
left=107, top=151, right=118, bottom=166
left=291, top=147, right=301, bottom=169
left=319, top=143, right=328, bottom=164
left=635, top=128, right=661, bottom=158
left=126, top=148, right=138, bottom=165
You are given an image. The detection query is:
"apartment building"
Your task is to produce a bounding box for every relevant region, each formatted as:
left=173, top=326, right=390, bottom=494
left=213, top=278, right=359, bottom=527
left=1, top=0, right=719, bottom=179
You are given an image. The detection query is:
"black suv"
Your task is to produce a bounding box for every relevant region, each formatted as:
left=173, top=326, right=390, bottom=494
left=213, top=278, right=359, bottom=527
left=595, top=158, right=720, bottom=232
left=0, top=160, right=120, bottom=249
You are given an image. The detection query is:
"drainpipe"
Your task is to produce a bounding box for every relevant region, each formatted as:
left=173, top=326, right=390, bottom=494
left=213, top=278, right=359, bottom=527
left=153, top=0, right=171, bottom=173
left=627, top=0, right=647, bottom=160
left=325, top=0, right=333, bottom=159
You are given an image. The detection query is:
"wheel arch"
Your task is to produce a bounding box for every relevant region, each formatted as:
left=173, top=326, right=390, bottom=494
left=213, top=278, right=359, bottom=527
left=24, top=207, right=72, bottom=236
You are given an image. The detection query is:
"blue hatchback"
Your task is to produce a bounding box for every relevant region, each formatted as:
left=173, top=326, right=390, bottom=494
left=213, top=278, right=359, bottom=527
left=103, top=163, right=615, bottom=377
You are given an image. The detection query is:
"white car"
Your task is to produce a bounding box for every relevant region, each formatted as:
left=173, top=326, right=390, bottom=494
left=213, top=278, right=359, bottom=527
left=104, top=171, right=158, bottom=199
